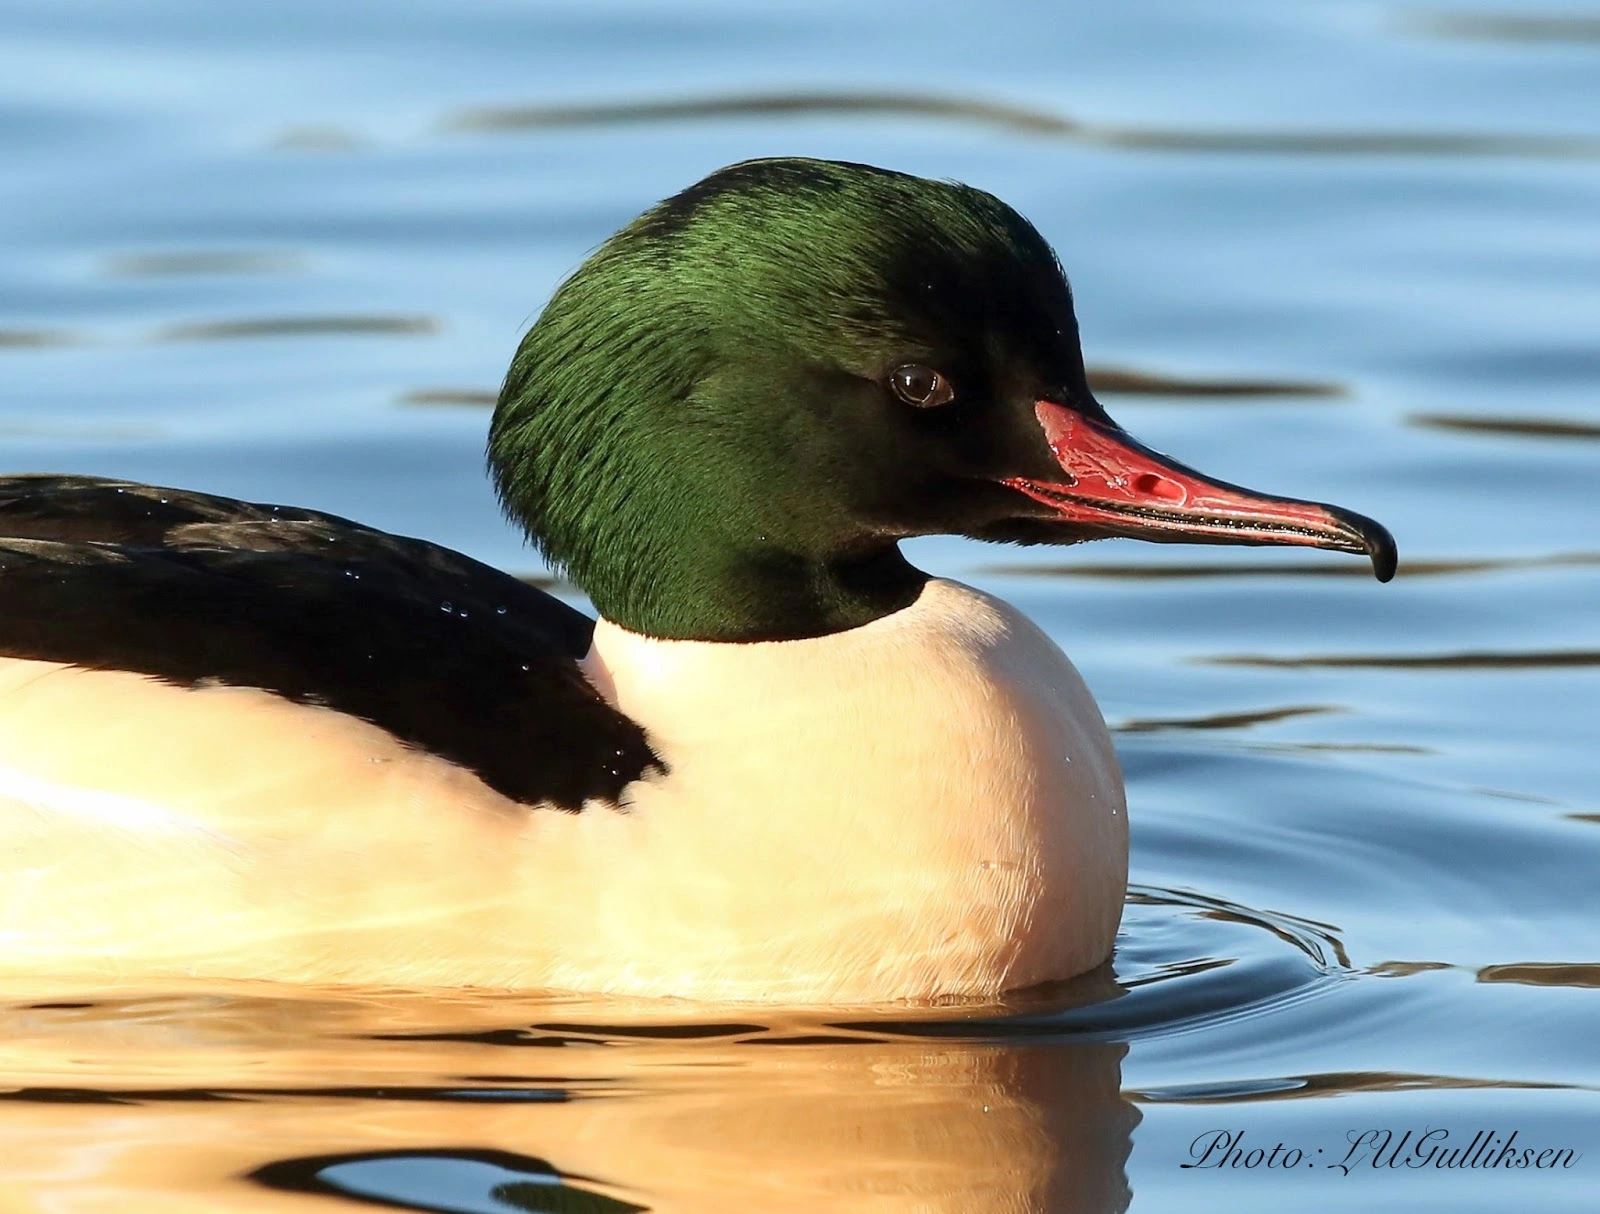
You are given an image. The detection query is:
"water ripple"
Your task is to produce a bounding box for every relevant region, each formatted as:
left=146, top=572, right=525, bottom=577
left=445, top=90, right=1600, bottom=160
left=1116, top=704, right=1340, bottom=734
left=0, top=329, right=77, bottom=349
left=1407, top=12, right=1600, bottom=45
left=1210, top=649, right=1600, bottom=670
left=103, top=251, right=304, bottom=278
left=1411, top=412, right=1600, bottom=440
left=155, top=315, right=439, bottom=342
left=399, top=389, right=500, bottom=408
left=839, top=884, right=1352, bottom=1044
left=1477, top=963, right=1600, bottom=989
left=1136, top=1069, right=1586, bottom=1104
left=1088, top=367, right=1343, bottom=399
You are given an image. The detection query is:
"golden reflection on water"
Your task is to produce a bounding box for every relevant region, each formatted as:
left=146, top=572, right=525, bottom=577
left=0, top=984, right=1137, bottom=1213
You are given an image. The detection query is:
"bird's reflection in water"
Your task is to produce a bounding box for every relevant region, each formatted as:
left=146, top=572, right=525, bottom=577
left=0, top=989, right=1136, bottom=1213
left=248, top=1040, right=1136, bottom=1214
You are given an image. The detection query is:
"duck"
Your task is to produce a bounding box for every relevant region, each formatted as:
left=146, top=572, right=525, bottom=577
left=0, top=158, right=1394, bottom=1003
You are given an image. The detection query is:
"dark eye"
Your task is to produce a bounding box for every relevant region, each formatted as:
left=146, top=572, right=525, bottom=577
left=889, top=364, right=955, bottom=408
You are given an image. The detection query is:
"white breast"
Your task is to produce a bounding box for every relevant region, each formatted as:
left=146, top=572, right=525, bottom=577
left=526, top=577, right=1128, bottom=1001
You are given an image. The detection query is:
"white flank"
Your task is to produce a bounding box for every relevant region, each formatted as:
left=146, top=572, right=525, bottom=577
left=0, top=579, right=1127, bottom=1001
left=0, top=765, right=225, bottom=837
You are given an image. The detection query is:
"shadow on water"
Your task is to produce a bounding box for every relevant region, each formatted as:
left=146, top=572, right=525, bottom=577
left=439, top=91, right=1600, bottom=161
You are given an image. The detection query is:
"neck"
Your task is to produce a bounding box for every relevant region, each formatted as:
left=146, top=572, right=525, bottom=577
left=587, top=540, right=929, bottom=643
left=488, top=289, right=929, bottom=639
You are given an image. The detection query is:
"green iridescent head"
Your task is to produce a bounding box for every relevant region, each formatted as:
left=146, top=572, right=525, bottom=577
left=490, top=158, right=1393, bottom=641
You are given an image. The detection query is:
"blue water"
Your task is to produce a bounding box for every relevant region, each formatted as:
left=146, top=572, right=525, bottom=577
left=2, top=2, right=1597, bottom=1211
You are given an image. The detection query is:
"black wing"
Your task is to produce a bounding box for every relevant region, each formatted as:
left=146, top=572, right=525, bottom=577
left=0, top=475, right=661, bottom=810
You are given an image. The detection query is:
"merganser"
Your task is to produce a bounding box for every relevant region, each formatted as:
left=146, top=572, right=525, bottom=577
left=0, top=158, right=1393, bottom=1002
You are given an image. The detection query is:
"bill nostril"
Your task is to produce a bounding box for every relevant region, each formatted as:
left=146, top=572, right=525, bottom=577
left=1133, top=472, right=1186, bottom=503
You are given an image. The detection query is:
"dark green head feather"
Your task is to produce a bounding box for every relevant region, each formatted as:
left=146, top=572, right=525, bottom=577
left=490, top=158, right=1093, bottom=641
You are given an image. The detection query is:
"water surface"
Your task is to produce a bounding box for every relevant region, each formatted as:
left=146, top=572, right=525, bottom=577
left=1, top=1, right=1596, bottom=1210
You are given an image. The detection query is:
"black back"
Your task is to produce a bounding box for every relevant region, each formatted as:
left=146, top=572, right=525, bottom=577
left=0, top=476, right=661, bottom=810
